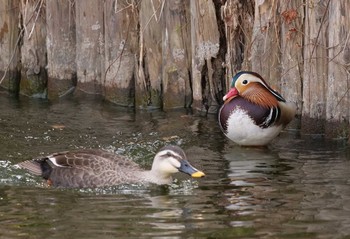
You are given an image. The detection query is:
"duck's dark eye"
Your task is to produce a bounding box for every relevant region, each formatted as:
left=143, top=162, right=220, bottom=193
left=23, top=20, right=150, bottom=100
left=242, top=80, right=248, bottom=85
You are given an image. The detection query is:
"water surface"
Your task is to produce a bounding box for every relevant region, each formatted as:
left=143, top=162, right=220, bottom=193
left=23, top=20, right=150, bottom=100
left=0, top=92, right=350, bottom=238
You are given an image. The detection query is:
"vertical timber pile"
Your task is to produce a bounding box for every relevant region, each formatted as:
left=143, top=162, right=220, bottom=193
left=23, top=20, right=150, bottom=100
left=326, top=1, right=350, bottom=137
left=302, top=0, right=329, bottom=133
left=221, top=0, right=254, bottom=90
left=103, top=0, right=138, bottom=106
left=162, top=0, right=192, bottom=109
left=0, top=0, right=21, bottom=95
left=250, top=0, right=280, bottom=90
left=279, top=1, right=303, bottom=115
left=190, top=0, right=220, bottom=113
left=75, top=0, right=104, bottom=94
left=20, top=0, right=47, bottom=98
left=46, top=0, right=76, bottom=99
left=137, top=0, right=162, bottom=109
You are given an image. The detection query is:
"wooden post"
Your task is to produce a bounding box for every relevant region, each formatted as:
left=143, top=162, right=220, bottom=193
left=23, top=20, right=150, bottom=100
left=162, top=0, right=192, bottom=109
left=75, top=0, right=104, bottom=95
left=250, top=0, right=281, bottom=90
left=137, top=0, right=163, bottom=109
left=326, top=0, right=350, bottom=138
left=222, top=0, right=254, bottom=88
left=302, top=0, right=329, bottom=133
left=103, top=0, right=138, bottom=107
left=190, top=0, right=220, bottom=113
left=46, top=0, right=76, bottom=100
left=0, top=0, right=21, bottom=95
left=20, top=0, right=47, bottom=98
left=280, top=1, right=303, bottom=115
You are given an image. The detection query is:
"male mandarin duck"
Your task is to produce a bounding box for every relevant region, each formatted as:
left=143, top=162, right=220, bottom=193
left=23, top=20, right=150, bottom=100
left=17, top=145, right=205, bottom=188
left=218, top=71, right=296, bottom=146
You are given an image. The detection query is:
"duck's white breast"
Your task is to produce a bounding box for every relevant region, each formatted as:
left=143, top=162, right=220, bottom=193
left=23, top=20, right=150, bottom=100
left=225, top=108, right=282, bottom=146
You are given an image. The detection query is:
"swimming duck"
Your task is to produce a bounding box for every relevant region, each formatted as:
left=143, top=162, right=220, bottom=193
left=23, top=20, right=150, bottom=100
left=218, top=71, right=296, bottom=146
left=17, top=145, right=205, bottom=188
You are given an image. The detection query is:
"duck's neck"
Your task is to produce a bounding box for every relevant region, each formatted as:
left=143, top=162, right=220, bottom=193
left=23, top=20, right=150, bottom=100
left=138, top=170, right=173, bottom=185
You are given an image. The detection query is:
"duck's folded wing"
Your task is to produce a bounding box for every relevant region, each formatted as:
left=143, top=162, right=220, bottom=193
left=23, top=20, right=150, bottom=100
left=17, top=149, right=141, bottom=176
left=46, top=150, right=133, bottom=169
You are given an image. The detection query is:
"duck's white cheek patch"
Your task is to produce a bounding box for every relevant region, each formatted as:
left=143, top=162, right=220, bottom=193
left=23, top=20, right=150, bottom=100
left=162, top=157, right=181, bottom=174
left=171, top=158, right=181, bottom=167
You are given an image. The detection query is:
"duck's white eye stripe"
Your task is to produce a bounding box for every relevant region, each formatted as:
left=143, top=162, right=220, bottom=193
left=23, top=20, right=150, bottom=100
left=239, top=73, right=266, bottom=87
left=159, top=150, right=181, bottom=159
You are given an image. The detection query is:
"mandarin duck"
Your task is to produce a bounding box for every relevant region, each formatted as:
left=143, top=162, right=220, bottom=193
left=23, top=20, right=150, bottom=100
left=17, top=145, right=205, bottom=188
left=218, top=71, right=296, bottom=146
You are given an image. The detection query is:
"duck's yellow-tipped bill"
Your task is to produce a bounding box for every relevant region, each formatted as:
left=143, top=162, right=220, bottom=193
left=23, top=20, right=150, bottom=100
left=179, top=159, right=205, bottom=178
left=191, top=171, right=205, bottom=178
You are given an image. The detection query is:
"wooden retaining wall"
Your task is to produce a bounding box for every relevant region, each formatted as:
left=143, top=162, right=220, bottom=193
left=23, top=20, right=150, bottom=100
left=0, top=0, right=349, bottom=137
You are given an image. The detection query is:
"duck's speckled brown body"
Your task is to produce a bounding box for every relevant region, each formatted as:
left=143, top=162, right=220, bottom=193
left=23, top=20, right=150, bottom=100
left=17, top=145, right=205, bottom=188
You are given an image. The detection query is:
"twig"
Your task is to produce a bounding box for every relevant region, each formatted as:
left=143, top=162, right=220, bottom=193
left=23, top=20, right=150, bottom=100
left=104, top=19, right=131, bottom=84
left=114, top=1, right=133, bottom=14
left=0, top=28, right=24, bottom=85
left=158, top=0, right=165, bottom=22
left=138, top=22, right=147, bottom=90
left=141, top=0, right=164, bottom=33
left=22, top=0, right=28, bottom=34
left=309, top=0, right=330, bottom=62
left=151, top=0, right=158, bottom=22
left=28, top=0, right=44, bottom=40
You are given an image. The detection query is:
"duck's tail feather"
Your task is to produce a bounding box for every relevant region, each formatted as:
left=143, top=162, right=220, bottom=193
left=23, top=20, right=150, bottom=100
left=17, top=160, right=43, bottom=176
left=278, top=101, right=297, bottom=126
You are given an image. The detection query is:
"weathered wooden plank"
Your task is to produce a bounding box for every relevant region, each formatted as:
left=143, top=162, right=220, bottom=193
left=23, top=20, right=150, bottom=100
left=190, top=0, right=220, bottom=113
left=302, top=0, right=329, bottom=133
left=279, top=1, right=303, bottom=115
left=20, top=0, right=47, bottom=98
left=325, top=0, right=350, bottom=138
left=250, top=0, right=281, bottom=89
left=162, top=0, right=192, bottom=109
left=46, top=0, right=76, bottom=100
left=0, top=0, right=21, bottom=95
left=137, top=0, right=163, bottom=109
left=75, top=0, right=104, bottom=94
left=103, top=0, right=138, bottom=107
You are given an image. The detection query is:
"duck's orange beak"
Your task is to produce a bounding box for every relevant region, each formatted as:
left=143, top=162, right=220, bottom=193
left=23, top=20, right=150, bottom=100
left=223, top=87, right=238, bottom=102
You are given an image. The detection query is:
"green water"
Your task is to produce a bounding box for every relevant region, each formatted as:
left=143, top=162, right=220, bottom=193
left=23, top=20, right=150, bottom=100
left=0, top=92, right=350, bottom=238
